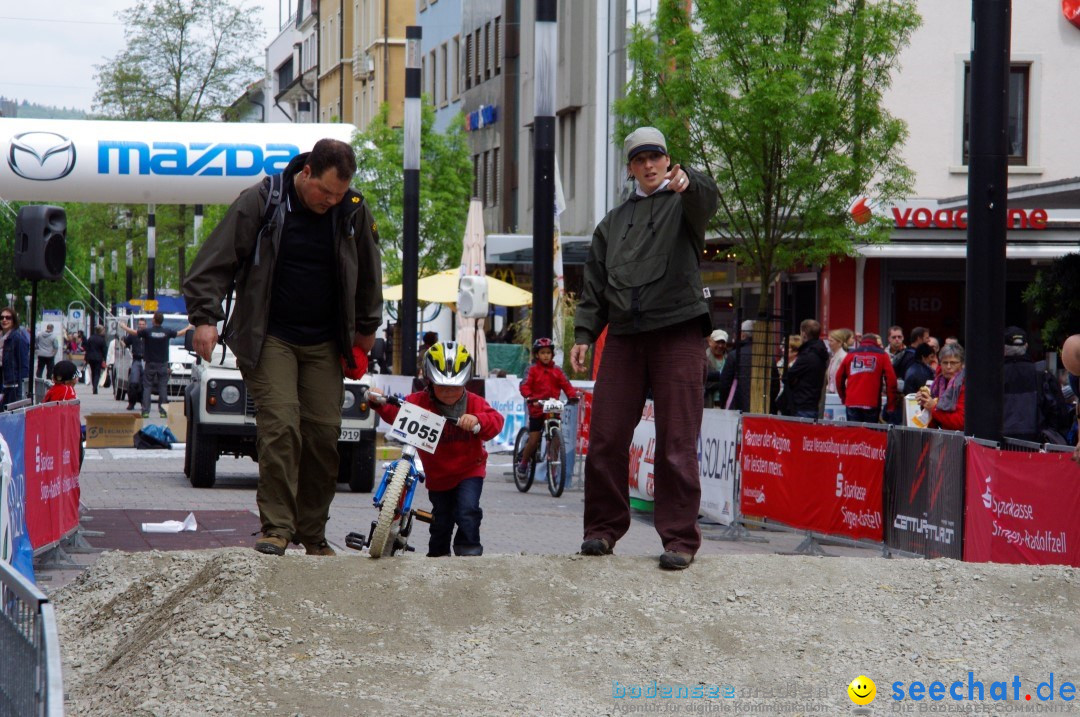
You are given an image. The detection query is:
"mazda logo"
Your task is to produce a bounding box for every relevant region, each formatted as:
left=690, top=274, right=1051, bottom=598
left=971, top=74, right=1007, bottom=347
left=7, top=131, right=76, bottom=181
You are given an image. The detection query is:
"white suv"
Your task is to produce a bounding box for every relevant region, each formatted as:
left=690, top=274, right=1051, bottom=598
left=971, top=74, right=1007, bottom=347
left=111, top=313, right=194, bottom=402
left=183, top=342, right=377, bottom=492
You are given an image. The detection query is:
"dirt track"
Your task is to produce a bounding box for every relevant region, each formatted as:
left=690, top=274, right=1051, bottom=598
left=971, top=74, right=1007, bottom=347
left=55, top=549, right=1079, bottom=716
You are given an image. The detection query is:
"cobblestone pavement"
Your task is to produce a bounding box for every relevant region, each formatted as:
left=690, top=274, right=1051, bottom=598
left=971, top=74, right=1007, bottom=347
left=36, top=380, right=881, bottom=590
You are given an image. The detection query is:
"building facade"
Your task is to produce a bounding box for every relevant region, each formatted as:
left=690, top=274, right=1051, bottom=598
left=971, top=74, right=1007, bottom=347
left=353, top=0, right=415, bottom=130
left=417, top=0, right=464, bottom=133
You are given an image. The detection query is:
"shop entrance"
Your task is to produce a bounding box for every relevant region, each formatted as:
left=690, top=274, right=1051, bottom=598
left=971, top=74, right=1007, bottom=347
left=893, top=281, right=965, bottom=342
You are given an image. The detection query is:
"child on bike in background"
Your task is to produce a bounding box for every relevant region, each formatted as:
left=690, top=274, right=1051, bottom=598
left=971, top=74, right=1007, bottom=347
left=43, top=360, right=79, bottom=403
left=516, top=338, right=578, bottom=480
left=368, top=342, right=504, bottom=557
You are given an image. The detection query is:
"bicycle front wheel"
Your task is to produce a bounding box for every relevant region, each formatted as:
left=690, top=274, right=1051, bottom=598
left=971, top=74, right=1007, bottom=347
left=546, top=430, right=566, bottom=497
left=513, top=426, right=534, bottom=493
left=369, top=460, right=408, bottom=558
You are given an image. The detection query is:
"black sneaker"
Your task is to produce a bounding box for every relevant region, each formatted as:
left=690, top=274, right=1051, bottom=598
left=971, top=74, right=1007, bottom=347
left=580, top=538, right=613, bottom=556
left=659, top=551, right=694, bottom=570
left=159, top=409, right=169, bottom=418
left=140, top=411, right=150, bottom=419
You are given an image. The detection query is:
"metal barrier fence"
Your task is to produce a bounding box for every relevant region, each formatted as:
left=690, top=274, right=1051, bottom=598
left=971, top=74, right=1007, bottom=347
left=1001, top=436, right=1043, bottom=453
left=0, top=560, right=63, bottom=717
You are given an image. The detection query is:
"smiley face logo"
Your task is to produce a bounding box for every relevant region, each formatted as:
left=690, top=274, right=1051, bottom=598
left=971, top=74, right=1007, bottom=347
left=847, top=675, right=876, bottom=705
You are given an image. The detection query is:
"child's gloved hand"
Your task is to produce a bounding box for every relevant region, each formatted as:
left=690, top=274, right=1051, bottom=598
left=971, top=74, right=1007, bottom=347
left=365, top=388, right=387, bottom=406
left=456, top=413, right=480, bottom=434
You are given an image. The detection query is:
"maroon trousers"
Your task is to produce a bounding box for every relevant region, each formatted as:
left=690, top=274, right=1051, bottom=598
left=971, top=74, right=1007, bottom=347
left=583, top=320, right=705, bottom=554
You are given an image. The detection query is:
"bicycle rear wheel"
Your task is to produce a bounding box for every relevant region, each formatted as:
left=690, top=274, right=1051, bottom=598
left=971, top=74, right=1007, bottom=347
left=513, top=426, right=535, bottom=492
left=369, top=460, right=408, bottom=558
left=546, top=430, right=566, bottom=497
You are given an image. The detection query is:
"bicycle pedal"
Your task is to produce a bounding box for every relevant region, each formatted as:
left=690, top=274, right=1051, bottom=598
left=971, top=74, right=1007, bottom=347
left=413, top=509, right=433, bottom=523
left=404, top=544, right=416, bottom=552
left=345, top=532, right=367, bottom=551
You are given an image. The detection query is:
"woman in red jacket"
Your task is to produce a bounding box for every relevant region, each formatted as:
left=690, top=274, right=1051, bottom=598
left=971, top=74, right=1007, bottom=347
left=917, top=343, right=965, bottom=431
left=370, top=342, right=504, bottom=556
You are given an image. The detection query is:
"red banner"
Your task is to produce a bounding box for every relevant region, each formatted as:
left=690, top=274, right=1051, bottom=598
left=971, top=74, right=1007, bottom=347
left=23, top=403, right=81, bottom=548
left=964, top=443, right=1080, bottom=567
left=576, top=391, right=593, bottom=457
left=740, top=417, right=887, bottom=540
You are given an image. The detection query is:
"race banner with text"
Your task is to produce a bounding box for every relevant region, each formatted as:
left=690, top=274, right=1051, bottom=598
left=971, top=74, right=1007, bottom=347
left=629, top=401, right=656, bottom=502
left=22, top=403, right=82, bottom=549
left=884, top=427, right=965, bottom=559
left=964, top=442, right=1080, bottom=567
left=740, top=416, right=887, bottom=540
left=698, top=409, right=740, bottom=525
left=483, top=377, right=525, bottom=454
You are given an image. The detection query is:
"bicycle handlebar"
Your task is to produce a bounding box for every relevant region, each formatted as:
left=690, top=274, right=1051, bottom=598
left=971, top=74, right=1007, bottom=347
left=365, top=390, right=481, bottom=434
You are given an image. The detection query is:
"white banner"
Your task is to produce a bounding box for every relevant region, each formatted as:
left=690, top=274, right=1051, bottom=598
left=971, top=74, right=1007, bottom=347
left=484, top=377, right=525, bottom=453
left=368, top=375, right=417, bottom=434
left=698, top=408, right=740, bottom=525
left=629, top=401, right=656, bottom=502
left=0, top=118, right=354, bottom=204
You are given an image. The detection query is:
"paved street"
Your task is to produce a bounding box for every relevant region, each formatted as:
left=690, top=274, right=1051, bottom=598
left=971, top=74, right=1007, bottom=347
left=36, top=378, right=881, bottom=590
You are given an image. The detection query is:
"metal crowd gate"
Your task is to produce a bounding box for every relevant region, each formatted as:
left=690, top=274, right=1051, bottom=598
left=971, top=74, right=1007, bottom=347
left=0, top=560, right=63, bottom=717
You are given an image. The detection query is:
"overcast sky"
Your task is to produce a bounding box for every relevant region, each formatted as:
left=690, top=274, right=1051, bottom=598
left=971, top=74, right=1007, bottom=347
left=0, top=0, right=287, bottom=113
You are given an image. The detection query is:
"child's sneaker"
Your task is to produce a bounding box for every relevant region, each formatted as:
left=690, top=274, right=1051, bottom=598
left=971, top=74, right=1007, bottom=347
left=159, top=408, right=169, bottom=418
left=514, top=462, right=529, bottom=479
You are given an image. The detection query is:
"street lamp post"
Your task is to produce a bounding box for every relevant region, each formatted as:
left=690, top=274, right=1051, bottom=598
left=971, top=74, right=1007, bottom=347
left=531, top=0, right=557, bottom=342
left=401, top=25, right=422, bottom=377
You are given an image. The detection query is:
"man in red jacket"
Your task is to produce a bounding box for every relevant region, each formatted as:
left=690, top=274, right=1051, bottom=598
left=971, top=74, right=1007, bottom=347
left=837, top=332, right=899, bottom=424
left=517, top=337, right=579, bottom=478
left=370, top=342, right=504, bottom=556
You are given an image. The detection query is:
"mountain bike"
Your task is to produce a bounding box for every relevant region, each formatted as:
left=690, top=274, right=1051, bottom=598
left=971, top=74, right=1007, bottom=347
left=346, top=394, right=478, bottom=558
left=513, top=398, right=570, bottom=497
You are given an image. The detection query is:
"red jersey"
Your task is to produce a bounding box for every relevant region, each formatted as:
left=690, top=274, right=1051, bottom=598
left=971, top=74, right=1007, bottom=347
left=43, top=384, right=77, bottom=403
left=372, top=390, right=505, bottom=491
left=519, top=361, right=578, bottom=417
left=837, top=341, right=899, bottom=412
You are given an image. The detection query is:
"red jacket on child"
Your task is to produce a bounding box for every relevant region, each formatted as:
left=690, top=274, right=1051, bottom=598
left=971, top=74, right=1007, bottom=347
left=372, top=390, right=505, bottom=491
left=519, top=361, right=578, bottom=418
left=43, top=384, right=77, bottom=403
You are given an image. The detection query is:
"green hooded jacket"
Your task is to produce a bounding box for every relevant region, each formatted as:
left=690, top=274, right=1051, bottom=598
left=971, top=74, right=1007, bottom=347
left=183, top=153, right=383, bottom=370
left=574, top=167, right=719, bottom=344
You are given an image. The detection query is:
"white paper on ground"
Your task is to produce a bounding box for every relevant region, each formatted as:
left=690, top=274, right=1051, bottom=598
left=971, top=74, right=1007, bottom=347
left=141, top=512, right=198, bottom=533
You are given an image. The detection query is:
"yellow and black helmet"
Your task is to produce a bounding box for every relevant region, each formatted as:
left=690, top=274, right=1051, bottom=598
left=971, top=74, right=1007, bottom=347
left=423, top=341, right=473, bottom=387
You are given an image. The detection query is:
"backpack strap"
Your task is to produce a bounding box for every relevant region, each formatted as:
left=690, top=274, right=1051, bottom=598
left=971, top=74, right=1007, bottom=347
left=218, top=173, right=286, bottom=365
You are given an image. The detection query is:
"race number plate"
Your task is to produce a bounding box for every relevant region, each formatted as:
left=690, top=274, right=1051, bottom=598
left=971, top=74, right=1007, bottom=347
left=339, top=427, right=362, bottom=442
left=388, top=402, right=446, bottom=453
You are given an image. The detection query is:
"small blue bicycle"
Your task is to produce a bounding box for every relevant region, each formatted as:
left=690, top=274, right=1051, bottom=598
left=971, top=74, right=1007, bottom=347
left=346, top=394, right=477, bottom=558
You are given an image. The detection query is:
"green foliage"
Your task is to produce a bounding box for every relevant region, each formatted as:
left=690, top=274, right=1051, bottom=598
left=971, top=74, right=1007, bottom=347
left=1023, top=254, right=1080, bottom=348
left=509, top=293, right=588, bottom=378
left=10, top=100, right=88, bottom=120
left=352, top=102, right=473, bottom=285
left=615, top=0, right=920, bottom=311
left=93, top=0, right=262, bottom=121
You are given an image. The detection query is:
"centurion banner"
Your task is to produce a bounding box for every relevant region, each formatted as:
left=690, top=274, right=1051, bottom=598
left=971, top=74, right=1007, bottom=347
left=884, top=427, right=965, bottom=559
left=964, top=442, right=1080, bottom=567
left=0, top=118, right=355, bottom=204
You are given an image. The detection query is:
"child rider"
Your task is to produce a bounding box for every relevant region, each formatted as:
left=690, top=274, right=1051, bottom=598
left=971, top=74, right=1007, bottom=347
left=369, top=342, right=504, bottom=556
left=516, top=338, right=579, bottom=479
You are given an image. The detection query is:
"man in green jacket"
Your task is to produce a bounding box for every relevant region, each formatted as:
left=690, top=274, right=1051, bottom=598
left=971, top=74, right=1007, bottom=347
left=183, top=138, right=382, bottom=557
left=570, top=127, right=718, bottom=570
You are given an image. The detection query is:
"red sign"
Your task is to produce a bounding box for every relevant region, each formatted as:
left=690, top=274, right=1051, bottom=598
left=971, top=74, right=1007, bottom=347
left=892, top=207, right=1047, bottom=230
left=575, top=391, right=593, bottom=457
left=963, top=443, right=1080, bottom=567
left=740, top=417, right=886, bottom=540
left=23, top=403, right=81, bottom=548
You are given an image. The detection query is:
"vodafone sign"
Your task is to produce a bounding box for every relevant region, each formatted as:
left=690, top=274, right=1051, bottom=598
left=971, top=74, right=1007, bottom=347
left=0, top=118, right=355, bottom=204
left=892, top=206, right=1048, bottom=230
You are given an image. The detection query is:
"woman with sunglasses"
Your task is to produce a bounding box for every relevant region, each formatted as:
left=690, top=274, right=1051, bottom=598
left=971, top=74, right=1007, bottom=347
left=0, top=307, right=30, bottom=410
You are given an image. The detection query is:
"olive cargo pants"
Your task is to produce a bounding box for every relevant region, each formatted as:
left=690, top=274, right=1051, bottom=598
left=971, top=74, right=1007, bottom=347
left=243, top=336, right=343, bottom=544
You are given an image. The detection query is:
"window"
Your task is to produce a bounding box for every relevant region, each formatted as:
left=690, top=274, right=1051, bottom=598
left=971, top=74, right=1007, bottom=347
left=465, top=34, right=473, bottom=90
left=439, top=43, right=448, bottom=105
left=484, top=22, right=492, bottom=81
left=276, top=58, right=294, bottom=92
left=963, top=63, right=1030, bottom=165
left=492, top=147, right=499, bottom=206
left=451, top=35, right=460, bottom=99
left=494, top=17, right=502, bottom=75
left=484, top=150, right=492, bottom=207
left=473, top=154, right=480, bottom=199
left=474, top=29, right=482, bottom=86
left=559, top=110, right=578, bottom=199
left=429, top=51, right=438, bottom=105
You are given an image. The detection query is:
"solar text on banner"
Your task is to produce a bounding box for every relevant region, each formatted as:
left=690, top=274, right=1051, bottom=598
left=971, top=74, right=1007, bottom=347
left=884, top=428, right=965, bottom=558
left=22, top=403, right=82, bottom=548
left=698, top=408, right=739, bottom=525
left=740, top=416, right=887, bottom=541
left=964, top=442, right=1080, bottom=567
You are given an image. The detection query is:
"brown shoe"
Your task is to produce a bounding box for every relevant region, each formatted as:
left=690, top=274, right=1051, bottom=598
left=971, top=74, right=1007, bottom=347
left=580, top=537, right=613, bottom=556
left=659, top=551, right=694, bottom=570
left=254, top=534, right=288, bottom=556
left=303, top=540, right=336, bottom=557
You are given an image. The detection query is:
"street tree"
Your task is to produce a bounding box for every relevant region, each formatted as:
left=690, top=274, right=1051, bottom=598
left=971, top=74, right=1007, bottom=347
left=1023, top=253, right=1080, bottom=350
left=616, top=0, right=920, bottom=315
left=93, top=0, right=262, bottom=293
left=352, top=103, right=473, bottom=285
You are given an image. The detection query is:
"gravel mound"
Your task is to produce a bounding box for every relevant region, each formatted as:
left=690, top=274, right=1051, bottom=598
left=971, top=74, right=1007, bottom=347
left=55, top=549, right=1080, bottom=716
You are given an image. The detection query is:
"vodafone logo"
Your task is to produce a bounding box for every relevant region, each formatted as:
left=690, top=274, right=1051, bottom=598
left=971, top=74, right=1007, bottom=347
left=7, top=131, right=77, bottom=181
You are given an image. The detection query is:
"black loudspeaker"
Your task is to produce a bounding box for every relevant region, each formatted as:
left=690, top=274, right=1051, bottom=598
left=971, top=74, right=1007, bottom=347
left=15, top=205, right=67, bottom=281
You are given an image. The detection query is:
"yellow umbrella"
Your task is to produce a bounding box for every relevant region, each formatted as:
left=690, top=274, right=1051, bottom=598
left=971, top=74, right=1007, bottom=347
left=383, top=269, right=532, bottom=306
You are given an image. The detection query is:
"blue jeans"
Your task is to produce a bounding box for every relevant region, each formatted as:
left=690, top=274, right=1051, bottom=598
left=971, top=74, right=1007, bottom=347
left=846, top=407, right=881, bottom=424
left=427, top=477, right=484, bottom=556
